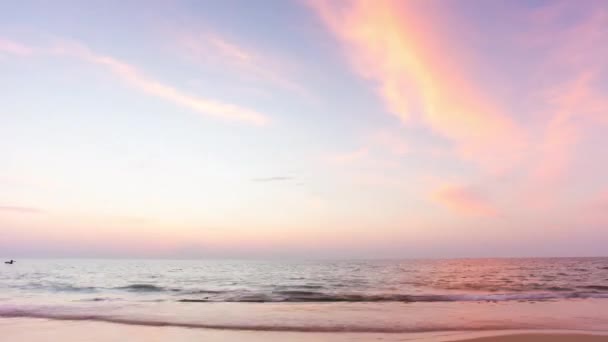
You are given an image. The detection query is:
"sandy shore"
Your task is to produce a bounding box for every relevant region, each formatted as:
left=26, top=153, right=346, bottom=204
left=1, top=318, right=607, bottom=342
left=457, top=334, right=608, bottom=342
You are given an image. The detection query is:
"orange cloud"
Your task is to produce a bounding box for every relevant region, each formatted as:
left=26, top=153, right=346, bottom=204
left=310, top=0, right=526, bottom=172
left=432, top=184, right=496, bottom=217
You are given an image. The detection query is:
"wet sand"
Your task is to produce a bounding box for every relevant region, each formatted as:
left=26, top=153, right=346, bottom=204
left=1, top=318, right=607, bottom=342
left=458, top=334, right=608, bottom=342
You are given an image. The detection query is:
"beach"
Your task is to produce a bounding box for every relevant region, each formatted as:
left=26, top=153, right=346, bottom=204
left=2, top=318, right=608, bottom=342
left=462, top=335, right=608, bottom=342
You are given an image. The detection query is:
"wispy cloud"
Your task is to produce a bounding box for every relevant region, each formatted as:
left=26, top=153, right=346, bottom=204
left=0, top=37, right=269, bottom=125
left=328, top=129, right=409, bottom=166
left=579, top=189, right=608, bottom=227
left=0, top=205, right=43, bottom=214
left=313, top=0, right=608, bottom=218
left=251, top=176, right=295, bottom=182
left=310, top=0, right=526, bottom=172
left=53, top=41, right=269, bottom=125
left=0, top=38, right=33, bottom=56
left=370, top=130, right=409, bottom=156
left=527, top=5, right=608, bottom=189
left=432, top=185, right=496, bottom=217
left=486, top=2, right=608, bottom=214
left=176, top=31, right=309, bottom=99
left=206, top=34, right=253, bottom=64
left=329, top=147, right=369, bottom=165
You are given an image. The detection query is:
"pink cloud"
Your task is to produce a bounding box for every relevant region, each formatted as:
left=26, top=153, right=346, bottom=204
left=206, top=34, right=254, bottom=64
left=310, top=0, right=527, bottom=172
left=432, top=185, right=497, bottom=217
left=312, top=1, right=608, bottom=220
left=572, top=189, right=608, bottom=232
left=531, top=74, right=588, bottom=185
left=0, top=38, right=33, bottom=56
left=524, top=3, right=608, bottom=203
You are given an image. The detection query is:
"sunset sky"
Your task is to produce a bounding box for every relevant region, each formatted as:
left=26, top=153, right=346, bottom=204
left=1, top=0, right=607, bottom=258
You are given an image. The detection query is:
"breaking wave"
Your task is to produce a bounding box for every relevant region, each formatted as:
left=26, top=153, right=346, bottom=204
left=0, top=308, right=545, bottom=333
left=115, top=284, right=166, bottom=292
left=177, top=291, right=608, bottom=303
left=20, top=282, right=608, bottom=303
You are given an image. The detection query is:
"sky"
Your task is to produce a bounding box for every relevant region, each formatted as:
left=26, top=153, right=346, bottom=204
left=1, top=0, right=607, bottom=259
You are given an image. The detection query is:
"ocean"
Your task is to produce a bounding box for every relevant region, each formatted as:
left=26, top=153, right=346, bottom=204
left=1, top=258, right=608, bottom=339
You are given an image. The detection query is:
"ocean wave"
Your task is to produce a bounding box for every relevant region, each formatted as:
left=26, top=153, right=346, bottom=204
left=22, top=283, right=98, bottom=293
left=0, top=308, right=542, bottom=333
left=581, top=285, right=608, bottom=291
left=178, top=291, right=608, bottom=303
left=274, top=284, right=325, bottom=290
left=51, top=285, right=98, bottom=292
left=181, top=289, right=227, bottom=295
left=14, top=283, right=608, bottom=303
left=115, top=284, right=165, bottom=292
left=430, top=283, right=581, bottom=293
left=77, top=297, right=123, bottom=302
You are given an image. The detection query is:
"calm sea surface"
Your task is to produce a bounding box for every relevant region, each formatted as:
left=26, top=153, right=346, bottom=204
left=1, top=258, right=607, bottom=334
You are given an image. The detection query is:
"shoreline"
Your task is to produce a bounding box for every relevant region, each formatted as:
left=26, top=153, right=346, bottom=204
left=456, top=334, right=608, bottom=342
left=1, top=318, right=607, bottom=342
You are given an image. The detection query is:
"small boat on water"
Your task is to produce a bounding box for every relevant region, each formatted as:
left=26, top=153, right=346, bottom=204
left=4, top=259, right=15, bottom=265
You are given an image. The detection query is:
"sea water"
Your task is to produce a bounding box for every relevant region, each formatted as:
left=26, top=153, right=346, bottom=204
left=1, top=258, right=607, bottom=335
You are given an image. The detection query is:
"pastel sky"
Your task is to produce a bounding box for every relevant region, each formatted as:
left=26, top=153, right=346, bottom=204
left=1, top=0, right=607, bottom=258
